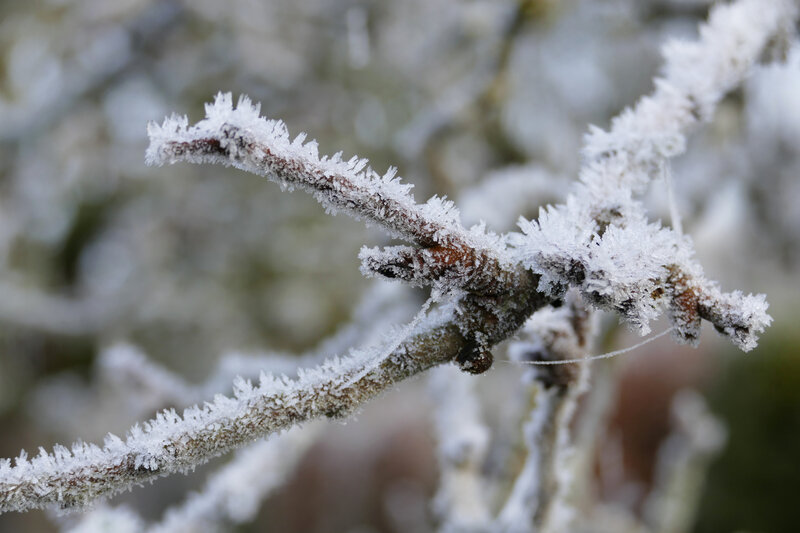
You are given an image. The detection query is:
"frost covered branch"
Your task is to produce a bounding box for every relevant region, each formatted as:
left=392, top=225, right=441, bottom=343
left=1, top=90, right=552, bottom=514
left=497, top=294, right=594, bottom=533
left=62, top=426, right=318, bottom=533
left=429, top=366, right=492, bottom=532
left=147, top=93, right=520, bottom=296
left=0, top=0, right=794, bottom=521
left=1, top=319, right=458, bottom=513
left=512, top=0, right=789, bottom=350
left=0, top=276, right=546, bottom=513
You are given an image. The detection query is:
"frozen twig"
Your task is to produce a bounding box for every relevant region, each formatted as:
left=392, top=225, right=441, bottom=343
left=512, top=0, right=792, bottom=350
left=429, top=366, right=492, bottom=532
left=61, top=426, right=318, bottom=533
left=99, top=282, right=418, bottom=411
left=146, top=92, right=451, bottom=248
left=147, top=92, right=519, bottom=297
left=0, top=274, right=547, bottom=513
left=497, top=294, right=594, bottom=533
left=149, top=425, right=319, bottom=533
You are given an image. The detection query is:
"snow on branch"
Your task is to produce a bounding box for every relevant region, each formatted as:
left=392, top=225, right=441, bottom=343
left=581, top=0, right=797, bottom=192
left=1, top=0, right=790, bottom=518
left=429, top=366, right=491, bottom=532
left=146, top=93, right=432, bottom=245
left=148, top=425, right=319, bottom=533
left=62, top=426, right=318, bottom=533
left=146, top=93, right=516, bottom=296
left=99, top=282, right=419, bottom=412
left=497, top=294, right=594, bottom=532
left=0, top=273, right=548, bottom=513
left=0, top=320, right=448, bottom=513
left=512, top=0, right=792, bottom=350
left=359, top=241, right=519, bottom=296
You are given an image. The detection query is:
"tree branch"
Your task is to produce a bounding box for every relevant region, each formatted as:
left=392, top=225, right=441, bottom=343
left=0, top=270, right=547, bottom=513
left=429, top=366, right=492, bottom=533
left=146, top=94, right=517, bottom=295
left=497, top=294, right=593, bottom=532
left=512, top=0, right=792, bottom=350
left=1, top=0, right=791, bottom=517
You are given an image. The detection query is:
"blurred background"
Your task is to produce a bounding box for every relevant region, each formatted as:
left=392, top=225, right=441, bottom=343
left=0, top=0, right=798, bottom=531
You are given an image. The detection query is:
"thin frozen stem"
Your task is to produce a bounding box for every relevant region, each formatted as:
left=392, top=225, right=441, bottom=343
left=513, top=0, right=793, bottom=350
left=497, top=385, right=568, bottom=533
left=429, top=366, right=492, bottom=532
left=342, top=292, right=438, bottom=388
left=100, top=282, right=418, bottom=411
left=496, top=295, right=594, bottom=532
left=510, top=327, right=672, bottom=366
left=0, top=269, right=547, bottom=514
left=146, top=93, right=518, bottom=296
left=61, top=425, right=319, bottom=533
left=149, top=425, right=320, bottom=533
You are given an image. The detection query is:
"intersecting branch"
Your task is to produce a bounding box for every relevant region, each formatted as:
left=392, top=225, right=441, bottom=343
left=1, top=0, right=793, bottom=516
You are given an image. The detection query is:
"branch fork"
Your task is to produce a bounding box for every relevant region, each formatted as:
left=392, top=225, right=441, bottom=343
left=1, top=0, right=794, bottom=515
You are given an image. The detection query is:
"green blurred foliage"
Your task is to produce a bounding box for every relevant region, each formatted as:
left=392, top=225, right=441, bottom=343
left=696, top=327, right=800, bottom=533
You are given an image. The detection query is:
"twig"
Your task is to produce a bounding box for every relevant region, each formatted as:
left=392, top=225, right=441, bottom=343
left=512, top=0, right=791, bottom=350
left=99, top=282, right=418, bottom=411
left=0, top=276, right=546, bottom=513
left=429, top=366, right=492, bottom=532
left=496, top=294, right=593, bottom=532
left=60, top=426, right=319, bottom=533
left=1, top=0, right=790, bottom=515
left=147, top=93, right=524, bottom=298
